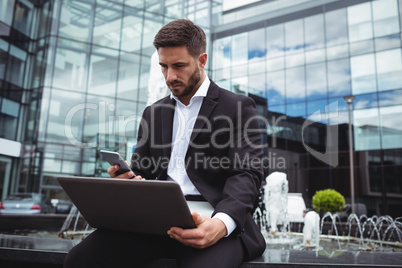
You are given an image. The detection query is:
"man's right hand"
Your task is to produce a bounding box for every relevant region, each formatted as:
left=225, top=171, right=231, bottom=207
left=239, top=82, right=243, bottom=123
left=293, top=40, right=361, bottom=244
left=107, top=161, right=144, bottom=180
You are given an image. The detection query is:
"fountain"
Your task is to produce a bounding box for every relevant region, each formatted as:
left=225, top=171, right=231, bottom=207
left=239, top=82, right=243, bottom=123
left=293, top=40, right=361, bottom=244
left=259, top=172, right=301, bottom=248
left=302, top=210, right=320, bottom=248
left=264, top=172, right=289, bottom=235
left=58, top=205, right=93, bottom=240
left=255, top=171, right=402, bottom=257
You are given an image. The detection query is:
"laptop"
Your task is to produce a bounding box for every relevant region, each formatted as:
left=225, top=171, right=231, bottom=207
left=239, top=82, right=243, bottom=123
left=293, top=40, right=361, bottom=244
left=57, top=176, right=207, bottom=235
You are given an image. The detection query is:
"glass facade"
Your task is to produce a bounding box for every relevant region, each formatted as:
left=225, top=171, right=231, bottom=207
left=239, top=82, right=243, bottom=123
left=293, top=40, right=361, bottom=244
left=212, top=0, right=402, bottom=217
left=0, top=0, right=221, bottom=201
left=0, top=0, right=401, bottom=217
left=0, top=0, right=52, bottom=198
left=40, top=0, right=219, bottom=200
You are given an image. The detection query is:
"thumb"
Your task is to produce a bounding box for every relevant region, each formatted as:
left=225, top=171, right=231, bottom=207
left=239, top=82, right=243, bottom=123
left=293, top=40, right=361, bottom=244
left=192, top=211, right=205, bottom=226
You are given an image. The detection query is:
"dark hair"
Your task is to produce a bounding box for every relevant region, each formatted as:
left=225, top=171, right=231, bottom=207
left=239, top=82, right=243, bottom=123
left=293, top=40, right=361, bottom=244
left=153, top=19, right=206, bottom=57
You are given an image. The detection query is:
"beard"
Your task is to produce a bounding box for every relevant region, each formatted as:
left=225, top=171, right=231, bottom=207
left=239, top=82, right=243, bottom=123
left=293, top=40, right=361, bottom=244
left=167, top=66, right=201, bottom=98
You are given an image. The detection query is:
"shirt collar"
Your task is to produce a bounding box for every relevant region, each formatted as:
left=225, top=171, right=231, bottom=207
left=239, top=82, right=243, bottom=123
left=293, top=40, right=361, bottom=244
left=170, top=75, right=210, bottom=104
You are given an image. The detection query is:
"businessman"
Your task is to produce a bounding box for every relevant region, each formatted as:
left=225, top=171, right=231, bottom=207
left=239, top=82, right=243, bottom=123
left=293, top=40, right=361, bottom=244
left=64, top=19, right=266, bottom=268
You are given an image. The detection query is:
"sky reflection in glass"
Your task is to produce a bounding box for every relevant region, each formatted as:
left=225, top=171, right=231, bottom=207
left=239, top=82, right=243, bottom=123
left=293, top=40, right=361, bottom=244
left=211, top=0, right=402, bottom=152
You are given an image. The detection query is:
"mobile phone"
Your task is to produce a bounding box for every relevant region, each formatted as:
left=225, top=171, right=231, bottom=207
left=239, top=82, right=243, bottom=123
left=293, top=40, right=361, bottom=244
left=100, top=150, right=134, bottom=176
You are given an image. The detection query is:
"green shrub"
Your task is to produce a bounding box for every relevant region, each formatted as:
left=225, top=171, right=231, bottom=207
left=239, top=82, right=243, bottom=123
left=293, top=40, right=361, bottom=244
left=312, top=189, right=345, bottom=213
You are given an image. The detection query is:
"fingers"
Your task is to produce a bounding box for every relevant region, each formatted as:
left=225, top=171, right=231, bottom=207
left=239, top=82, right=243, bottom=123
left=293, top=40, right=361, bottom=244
left=107, top=165, right=143, bottom=180
left=170, top=212, right=204, bottom=239
left=133, top=175, right=145, bottom=180
left=192, top=211, right=205, bottom=226
left=167, top=228, right=205, bottom=249
left=107, top=165, right=119, bottom=178
left=167, top=213, right=209, bottom=248
left=169, top=226, right=203, bottom=240
left=167, top=216, right=227, bottom=249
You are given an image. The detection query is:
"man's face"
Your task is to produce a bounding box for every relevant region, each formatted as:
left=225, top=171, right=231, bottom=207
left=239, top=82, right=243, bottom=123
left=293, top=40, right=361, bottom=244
left=158, top=46, right=207, bottom=104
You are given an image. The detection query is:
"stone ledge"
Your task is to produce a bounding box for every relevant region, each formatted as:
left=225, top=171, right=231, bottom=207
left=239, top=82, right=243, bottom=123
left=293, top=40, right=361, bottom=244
left=0, top=248, right=66, bottom=268
left=1, top=234, right=402, bottom=268
left=0, top=245, right=260, bottom=268
left=0, top=234, right=261, bottom=268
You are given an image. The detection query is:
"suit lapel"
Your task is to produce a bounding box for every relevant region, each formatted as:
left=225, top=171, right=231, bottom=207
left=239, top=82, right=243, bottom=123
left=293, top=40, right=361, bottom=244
left=189, top=82, right=219, bottom=144
left=161, top=98, right=176, bottom=158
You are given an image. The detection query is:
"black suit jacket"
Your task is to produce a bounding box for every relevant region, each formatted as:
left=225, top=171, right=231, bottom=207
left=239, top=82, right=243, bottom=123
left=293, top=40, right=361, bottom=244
left=131, top=81, right=266, bottom=260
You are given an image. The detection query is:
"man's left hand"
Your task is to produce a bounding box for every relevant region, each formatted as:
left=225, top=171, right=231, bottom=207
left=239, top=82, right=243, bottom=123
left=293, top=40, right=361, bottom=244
left=167, top=212, right=227, bottom=249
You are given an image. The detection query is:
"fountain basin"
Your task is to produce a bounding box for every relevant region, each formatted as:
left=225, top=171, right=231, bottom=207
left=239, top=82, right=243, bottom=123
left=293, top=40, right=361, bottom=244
left=265, top=232, right=402, bottom=252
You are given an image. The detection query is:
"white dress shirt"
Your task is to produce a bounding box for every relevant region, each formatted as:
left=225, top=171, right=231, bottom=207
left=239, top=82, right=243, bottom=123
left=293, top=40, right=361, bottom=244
left=167, top=76, right=236, bottom=236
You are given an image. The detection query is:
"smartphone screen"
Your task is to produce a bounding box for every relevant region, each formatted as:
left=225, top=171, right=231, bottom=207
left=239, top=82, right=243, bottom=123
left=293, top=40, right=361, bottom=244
left=100, top=150, right=134, bottom=176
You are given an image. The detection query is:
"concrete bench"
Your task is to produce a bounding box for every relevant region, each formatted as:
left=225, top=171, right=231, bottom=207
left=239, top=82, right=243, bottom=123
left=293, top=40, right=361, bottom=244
left=0, top=234, right=265, bottom=268
left=1, top=234, right=402, bottom=267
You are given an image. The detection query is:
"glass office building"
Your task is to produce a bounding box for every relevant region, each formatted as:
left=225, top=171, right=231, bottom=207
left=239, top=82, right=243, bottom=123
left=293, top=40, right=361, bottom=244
left=1, top=0, right=401, bottom=217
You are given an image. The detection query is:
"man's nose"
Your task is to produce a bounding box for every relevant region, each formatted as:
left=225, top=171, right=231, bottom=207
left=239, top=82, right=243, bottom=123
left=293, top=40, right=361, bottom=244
left=166, top=69, right=177, bottom=82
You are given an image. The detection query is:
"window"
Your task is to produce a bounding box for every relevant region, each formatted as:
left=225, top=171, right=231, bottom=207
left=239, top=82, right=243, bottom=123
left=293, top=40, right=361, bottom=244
left=59, top=0, right=93, bottom=43
left=325, top=8, right=348, bottom=46
left=286, top=66, right=305, bottom=103
left=285, top=19, right=304, bottom=55
left=327, top=58, right=351, bottom=98
left=354, top=93, right=378, bottom=109
left=0, top=0, right=15, bottom=26
left=306, top=63, right=327, bottom=100
left=285, top=19, right=304, bottom=67
left=304, top=14, right=324, bottom=50
left=13, top=0, right=33, bottom=36
left=5, top=45, right=26, bottom=87
left=0, top=98, right=19, bottom=140
left=354, top=108, right=381, bottom=151
left=117, top=52, right=141, bottom=101
left=46, top=89, right=86, bottom=144
left=347, top=2, right=373, bottom=42
left=248, top=28, right=266, bottom=60
left=87, top=47, right=119, bottom=96
left=231, top=33, right=248, bottom=65
left=266, top=24, right=284, bottom=59
left=121, top=8, right=143, bottom=53
left=376, top=49, right=402, bottom=91
left=213, top=36, right=231, bottom=69
left=350, top=53, right=376, bottom=95
left=267, top=70, right=285, bottom=106
left=92, top=0, right=123, bottom=50
left=0, top=40, right=9, bottom=80
left=380, top=105, right=402, bottom=149
left=372, top=0, right=400, bottom=38
left=53, top=47, right=88, bottom=92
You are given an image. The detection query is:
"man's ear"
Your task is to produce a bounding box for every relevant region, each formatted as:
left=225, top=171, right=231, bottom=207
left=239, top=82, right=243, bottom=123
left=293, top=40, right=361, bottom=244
left=198, top=53, right=207, bottom=70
